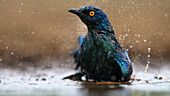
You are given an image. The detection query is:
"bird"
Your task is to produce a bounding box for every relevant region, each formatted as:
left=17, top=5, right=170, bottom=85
left=63, top=5, right=133, bottom=82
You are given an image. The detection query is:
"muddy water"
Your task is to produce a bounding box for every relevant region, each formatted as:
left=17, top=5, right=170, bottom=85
left=0, top=0, right=169, bottom=66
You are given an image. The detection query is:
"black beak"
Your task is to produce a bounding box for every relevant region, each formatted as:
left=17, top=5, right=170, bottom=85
left=68, top=9, right=80, bottom=15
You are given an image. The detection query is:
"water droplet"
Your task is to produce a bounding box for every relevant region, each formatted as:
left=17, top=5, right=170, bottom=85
left=137, top=54, right=141, bottom=56
left=0, top=58, right=2, bottom=62
left=121, top=77, right=125, bottom=81
left=148, top=48, right=151, bottom=52
left=136, top=40, right=139, bottom=43
left=148, top=48, right=151, bottom=50
left=129, top=45, right=133, bottom=48
left=145, top=64, right=149, bottom=72
left=21, top=3, right=24, bottom=6
left=32, top=31, right=34, bottom=34
left=165, top=13, right=168, bottom=17
left=125, top=34, right=129, bottom=36
left=138, top=34, right=140, bottom=37
left=111, top=76, right=116, bottom=81
left=144, top=39, right=147, bottom=42
left=119, top=36, right=122, bottom=40
left=148, top=55, right=150, bottom=57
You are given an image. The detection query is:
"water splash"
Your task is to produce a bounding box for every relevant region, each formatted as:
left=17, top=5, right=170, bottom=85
left=145, top=47, right=151, bottom=72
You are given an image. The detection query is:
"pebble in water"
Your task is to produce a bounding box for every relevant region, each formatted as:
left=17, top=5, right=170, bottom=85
left=145, top=80, right=149, bottom=83
left=154, top=76, right=158, bottom=79
left=136, top=78, right=141, bottom=81
left=41, top=78, right=46, bottom=81
left=36, top=78, right=39, bottom=81
left=159, top=77, right=163, bottom=80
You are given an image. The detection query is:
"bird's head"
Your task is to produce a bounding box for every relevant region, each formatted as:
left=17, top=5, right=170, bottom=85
left=68, top=5, right=113, bottom=33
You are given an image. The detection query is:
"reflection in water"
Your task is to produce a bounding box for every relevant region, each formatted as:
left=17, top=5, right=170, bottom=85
left=80, top=85, right=130, bottom=96
left=132, top=90, right=170, bottom=96
left=76, top=84, right=170, bottom=96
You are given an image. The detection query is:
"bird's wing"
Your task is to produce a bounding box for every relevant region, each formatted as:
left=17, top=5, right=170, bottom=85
left=78, top=36, right=84, bottom=46
left=103, top=33, right=132, bottom=76
left=72, top=36, right=84, bottom=57
left=109, top=34, right=122, bottom=50
left=107, top=50, right=132, bottom=77
left=72, top=36, right=85, bottom=70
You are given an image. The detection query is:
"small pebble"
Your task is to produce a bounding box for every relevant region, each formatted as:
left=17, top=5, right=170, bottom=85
left=136, top=78, right=141, bottom=81
left=41, top=78, right=46, bottom=81
left=154, top=76, right=158, bottom=79
left=145, top=80, right=149, bottom=83
left=159, top=77, right=163, bottom=80
left=131, top=78, right=135, bottom=81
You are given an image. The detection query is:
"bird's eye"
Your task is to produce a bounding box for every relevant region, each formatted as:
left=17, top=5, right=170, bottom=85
left=89, top=11, right=95, bottom=16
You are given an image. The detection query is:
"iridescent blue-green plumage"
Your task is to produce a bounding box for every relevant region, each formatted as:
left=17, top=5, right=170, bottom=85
left=67, top=5, right=133, bottom=82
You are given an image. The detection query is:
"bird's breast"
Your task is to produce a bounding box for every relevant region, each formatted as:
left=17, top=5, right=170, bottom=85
left=78, top=33, right=112, bottom=65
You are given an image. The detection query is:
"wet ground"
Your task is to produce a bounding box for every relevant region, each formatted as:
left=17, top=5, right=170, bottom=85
left=0, top=66, right=170, bottom=96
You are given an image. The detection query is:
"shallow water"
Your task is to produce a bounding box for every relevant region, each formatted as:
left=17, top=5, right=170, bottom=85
left=0, top=67, right=170, bottom=96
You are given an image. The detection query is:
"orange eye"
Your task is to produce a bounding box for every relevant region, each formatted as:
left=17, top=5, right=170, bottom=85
left=89, top=11, right=95, bottom=16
